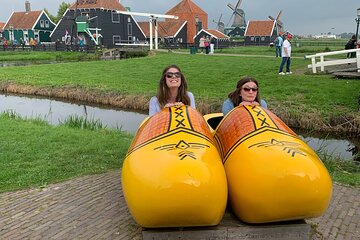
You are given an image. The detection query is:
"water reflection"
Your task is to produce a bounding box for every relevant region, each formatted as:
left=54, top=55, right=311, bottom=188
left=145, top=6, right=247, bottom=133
left=0, top=93, right=147, bottom=134
left=0, top=61, right=59, bottom=67
left=0, top=93, right=358, bottom=161
left=298, top=133, right=359, bottom=161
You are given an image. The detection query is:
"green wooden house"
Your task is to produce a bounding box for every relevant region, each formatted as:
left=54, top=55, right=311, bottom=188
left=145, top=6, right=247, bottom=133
left=3, top=9, right=55, bottom=43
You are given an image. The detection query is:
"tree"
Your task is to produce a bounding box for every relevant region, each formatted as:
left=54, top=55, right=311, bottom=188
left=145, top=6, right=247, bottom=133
left=44, top=8, right=57, bottom=23
left=57, top=2, right=71, bottom=21
left=44, top=2, right=71, bottom=24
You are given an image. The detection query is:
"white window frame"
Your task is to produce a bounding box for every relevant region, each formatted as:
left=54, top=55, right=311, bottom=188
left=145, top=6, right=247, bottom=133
left=112, top=12, right=120, bottom=23
left=45, top=20, right=49, bottom=28
left=113, top=35, right=121, bottom=44
left=127, top=23, right=132, bottom=35
left=40, top=20, right=44, bottom=28
left=127, top=17, right=131, bottom=23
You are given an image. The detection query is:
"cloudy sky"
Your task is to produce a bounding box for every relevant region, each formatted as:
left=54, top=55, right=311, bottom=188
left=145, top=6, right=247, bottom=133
left=1, top=0, right=359, bottom=36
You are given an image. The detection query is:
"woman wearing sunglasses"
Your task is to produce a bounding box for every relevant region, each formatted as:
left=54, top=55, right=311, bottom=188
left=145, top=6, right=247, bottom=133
left=222, top=76, right=267, bottom=116
left=149, top=65, right=196, bottom=116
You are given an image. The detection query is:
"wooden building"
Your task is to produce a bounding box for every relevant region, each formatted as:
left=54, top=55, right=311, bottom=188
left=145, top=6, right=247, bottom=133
left=194, top=29, right=230, bottom=48
left=51, top=0, right=146, bottom=47
left=244, top=20, right=277, bottom=46
left=165, top=0, right=208, bottom=44
left=2, top=1, right=55, bottom=43
left=226, top=26, right=245, bottom=37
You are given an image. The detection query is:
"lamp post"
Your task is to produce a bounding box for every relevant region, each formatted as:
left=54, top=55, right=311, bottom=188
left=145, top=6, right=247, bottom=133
left=195, top=16, right=199, bottom=33
left=356, top=7, right=360, bottom=41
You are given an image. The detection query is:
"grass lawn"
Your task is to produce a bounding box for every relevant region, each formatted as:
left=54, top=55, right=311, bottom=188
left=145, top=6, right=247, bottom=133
left=0, top=114, right=132, bottom=193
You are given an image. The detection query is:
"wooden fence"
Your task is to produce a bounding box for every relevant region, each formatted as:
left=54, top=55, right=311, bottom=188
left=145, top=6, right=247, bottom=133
left=305, top=48, right=360, bottom=73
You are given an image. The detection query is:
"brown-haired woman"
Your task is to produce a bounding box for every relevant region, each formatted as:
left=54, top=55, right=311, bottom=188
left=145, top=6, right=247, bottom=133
left=222, top=76, right=267, bottom=115
left=149, top=65, right=196, bottom=116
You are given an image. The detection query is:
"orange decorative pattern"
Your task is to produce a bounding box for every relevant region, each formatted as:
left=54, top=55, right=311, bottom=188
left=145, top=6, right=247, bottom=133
left=263, top=108, right=297, bottom=135
left=129, top=106, right=212, bottom=152
left=215, top=106, right=297, bottom=158
left=215, top=107, right=255, bottom=157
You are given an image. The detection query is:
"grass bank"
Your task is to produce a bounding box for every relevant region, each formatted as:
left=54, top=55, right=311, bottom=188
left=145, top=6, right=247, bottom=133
left=0, top=51, right=99, bottom=61
left=0, top=113, right=132, bottom=193
left=0, top=51, right=359, bottom=134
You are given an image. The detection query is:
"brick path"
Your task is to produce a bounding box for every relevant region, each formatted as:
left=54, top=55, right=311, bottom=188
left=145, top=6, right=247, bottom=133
left=0, top=171, right=359, bottom=240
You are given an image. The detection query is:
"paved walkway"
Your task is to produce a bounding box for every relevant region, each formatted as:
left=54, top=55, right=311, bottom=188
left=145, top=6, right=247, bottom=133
left=0, top=171, right=359, bottom=240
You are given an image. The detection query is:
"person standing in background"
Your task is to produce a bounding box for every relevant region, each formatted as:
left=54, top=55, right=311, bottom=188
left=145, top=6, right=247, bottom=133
left=210, top=36, right=215, bottom=54
left=345, top=35, right=356, bottom=58
left=275, top=33, right=283, bottom=57
left=278, top=33, right=292, bottom=75
left=199, top=36, right=205, bottom=54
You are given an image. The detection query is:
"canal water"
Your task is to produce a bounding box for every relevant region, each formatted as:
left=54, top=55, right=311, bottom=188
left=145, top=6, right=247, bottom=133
left=0, top=93, right=358, bottom=161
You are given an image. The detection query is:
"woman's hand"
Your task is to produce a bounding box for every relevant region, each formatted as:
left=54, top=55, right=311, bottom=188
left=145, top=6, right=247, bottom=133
left=164, top=102, right=184, bottom=108
left=239, top=101, right=260, bottom=106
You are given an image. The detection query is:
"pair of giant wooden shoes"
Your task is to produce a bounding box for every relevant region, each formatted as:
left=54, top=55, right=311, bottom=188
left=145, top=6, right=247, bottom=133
left=122, top=105, right=332, bottom=227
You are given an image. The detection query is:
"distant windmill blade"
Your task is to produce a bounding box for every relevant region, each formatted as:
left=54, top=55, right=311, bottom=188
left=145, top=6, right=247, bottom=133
left=218, top=13, right=223, bottom=24
left=276, top=10, right=282, bottom=21
left=234, top=0, right=243, bottom=10
left=268, top=16, right=275, bottom=21
left=227, top=0, right=246, bottom=28
left=227, top=3, right=235, bottom=11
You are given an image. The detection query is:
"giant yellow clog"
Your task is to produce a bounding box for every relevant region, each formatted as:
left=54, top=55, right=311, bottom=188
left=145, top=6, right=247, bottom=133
left=204, top=105, right=332, bottom=224
left=122, top=106, right=228, bottom=228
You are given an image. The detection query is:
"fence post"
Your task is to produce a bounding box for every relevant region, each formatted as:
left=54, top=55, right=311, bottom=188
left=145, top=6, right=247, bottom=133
left=320, top=56, right=324, bottom=72
left=357, top=49, right=360, bottom=73
left=311, top=57, right=317, bottom=73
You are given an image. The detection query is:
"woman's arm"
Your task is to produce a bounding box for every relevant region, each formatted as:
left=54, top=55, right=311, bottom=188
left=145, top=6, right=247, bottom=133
left=188, top=92, right=196, bottom=109
left=222, top=99, right=235, bottom=115
left=149, top=96, right=160, bottom=116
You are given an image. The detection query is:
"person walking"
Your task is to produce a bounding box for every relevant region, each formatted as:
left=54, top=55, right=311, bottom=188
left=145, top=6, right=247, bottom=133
left=275, top=33, right=283, bottom=57
left=278, top=33, right=292, bottom=75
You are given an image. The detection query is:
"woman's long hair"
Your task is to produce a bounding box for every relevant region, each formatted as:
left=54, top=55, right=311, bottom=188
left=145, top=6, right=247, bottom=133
left=156, top=65, right=190, bottom=107
left=228, top=76, right=262, bottom=106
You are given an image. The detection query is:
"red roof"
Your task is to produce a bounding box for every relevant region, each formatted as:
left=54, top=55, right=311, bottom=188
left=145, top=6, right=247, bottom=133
left=69, top=0, right=126, bottom=11
left=205, top=29, right=229, bottom=39
left=138, top=20, right=186, bottom=38
left=245, top=20, right=275, bottom=36
left=165, top=0, right=208, bottom=44
left=0, top=22, right=5, bottom=30
left=166, top=0, right=206, bottom=15
left=4, top=11, right=42, bottom=29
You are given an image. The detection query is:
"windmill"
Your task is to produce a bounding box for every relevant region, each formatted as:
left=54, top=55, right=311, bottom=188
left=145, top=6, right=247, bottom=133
left=268, top=10, right=284, bottom=35
left=227, top=0, right=246, bottom=28
left=212, top=14, right=225, bottom=33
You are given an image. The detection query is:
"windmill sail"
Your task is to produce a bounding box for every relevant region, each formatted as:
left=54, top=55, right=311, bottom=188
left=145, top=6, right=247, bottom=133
left=227, top=0, right=246, bottom=28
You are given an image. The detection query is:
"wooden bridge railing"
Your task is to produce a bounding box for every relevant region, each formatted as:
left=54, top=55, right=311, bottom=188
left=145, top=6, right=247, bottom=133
left=305, top=48, right=360, bottom=73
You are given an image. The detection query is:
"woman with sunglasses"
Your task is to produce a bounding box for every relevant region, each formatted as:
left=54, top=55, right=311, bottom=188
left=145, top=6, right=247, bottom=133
left=149, top=65, right=196, bottom=116
left=222, top=76, right=267, bottom=115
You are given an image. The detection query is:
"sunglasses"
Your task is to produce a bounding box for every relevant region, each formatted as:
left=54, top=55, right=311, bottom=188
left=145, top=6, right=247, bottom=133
left=166, top=72, right=181, bottom=78
left=242, top=87, right=258, bottom=92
